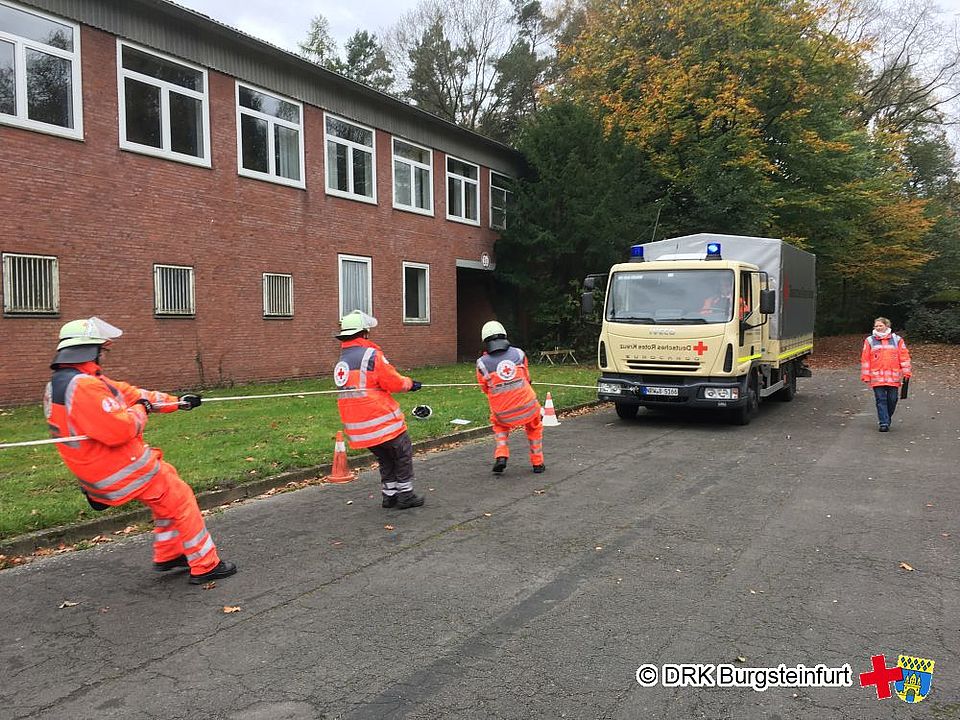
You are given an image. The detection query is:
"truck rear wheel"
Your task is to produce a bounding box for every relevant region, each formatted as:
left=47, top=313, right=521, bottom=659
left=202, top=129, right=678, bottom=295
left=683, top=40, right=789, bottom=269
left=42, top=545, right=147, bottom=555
left=615, top=402, right=639, bottom=420
left=776, top=364, right=797, bottom=402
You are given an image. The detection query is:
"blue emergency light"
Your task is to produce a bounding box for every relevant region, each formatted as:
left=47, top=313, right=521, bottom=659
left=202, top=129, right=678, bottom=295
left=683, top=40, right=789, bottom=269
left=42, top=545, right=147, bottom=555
left=706, top=242, right=722, bottom=259
left=629, top=244, right=644, bottom=262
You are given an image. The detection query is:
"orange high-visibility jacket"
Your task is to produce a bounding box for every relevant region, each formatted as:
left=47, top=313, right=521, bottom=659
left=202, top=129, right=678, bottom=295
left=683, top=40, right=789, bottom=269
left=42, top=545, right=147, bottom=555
left=476, top=347, right=541, bottom=427
left=335, top=338, right=412, bottom=448
left=43, top=361, right=180, bottom=506
left=860, top=333, right=912, bottom=388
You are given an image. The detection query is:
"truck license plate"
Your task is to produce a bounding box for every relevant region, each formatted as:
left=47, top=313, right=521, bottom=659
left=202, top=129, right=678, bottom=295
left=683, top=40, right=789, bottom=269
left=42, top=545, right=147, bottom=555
left=643, top=386, right=679, bottom=396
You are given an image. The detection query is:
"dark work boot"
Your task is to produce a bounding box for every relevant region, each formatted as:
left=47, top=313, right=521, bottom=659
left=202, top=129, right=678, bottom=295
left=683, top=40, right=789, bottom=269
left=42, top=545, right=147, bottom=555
left=395, top=491, right=424, bottom=510
left=492, top=457, right=507, bottom=474
left=189, top=560, right=238, bottom=584
left=382, top=493, right=397, bottom=508
left=153, top=554, right=189, bottom=572
left=532, top=464, right=546, bottom=474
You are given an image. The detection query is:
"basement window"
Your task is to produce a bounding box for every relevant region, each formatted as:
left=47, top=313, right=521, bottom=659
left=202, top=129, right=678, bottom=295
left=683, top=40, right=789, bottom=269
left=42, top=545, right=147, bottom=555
left=2, top=252, right=59, bottom=315
left=153, top=264, right=195, bottom=316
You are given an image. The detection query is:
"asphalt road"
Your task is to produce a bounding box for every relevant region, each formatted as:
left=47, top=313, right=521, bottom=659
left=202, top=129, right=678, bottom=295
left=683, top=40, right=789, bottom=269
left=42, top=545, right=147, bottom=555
left=1, top=367, right=958, bottom=720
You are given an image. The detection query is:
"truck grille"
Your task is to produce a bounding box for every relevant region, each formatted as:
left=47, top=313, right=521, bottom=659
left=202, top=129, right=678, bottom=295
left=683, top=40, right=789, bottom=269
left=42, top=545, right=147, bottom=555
left=626, top=360, right=701, bottom=371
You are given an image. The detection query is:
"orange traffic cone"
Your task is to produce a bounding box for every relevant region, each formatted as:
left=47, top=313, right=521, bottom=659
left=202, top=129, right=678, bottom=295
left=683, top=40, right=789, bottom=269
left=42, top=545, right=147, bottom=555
left=324, top=431, right=355, bottom=484
left=541, top=392, right=560, bottom=427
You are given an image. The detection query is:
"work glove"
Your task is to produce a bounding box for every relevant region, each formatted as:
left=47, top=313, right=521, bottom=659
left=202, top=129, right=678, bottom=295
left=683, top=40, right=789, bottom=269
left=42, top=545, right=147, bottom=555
left=135, top=398, right=154, bottom=414
left=83, top=490, right=109, bottom=511
left=409, top=381, right=422, bottom=392
left=179, top=394, right=202, bottom=410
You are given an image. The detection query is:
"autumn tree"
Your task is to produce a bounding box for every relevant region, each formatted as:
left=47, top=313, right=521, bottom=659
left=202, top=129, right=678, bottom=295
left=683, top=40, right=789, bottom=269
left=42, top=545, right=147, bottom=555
left=556, top=0, right=936, bottom=330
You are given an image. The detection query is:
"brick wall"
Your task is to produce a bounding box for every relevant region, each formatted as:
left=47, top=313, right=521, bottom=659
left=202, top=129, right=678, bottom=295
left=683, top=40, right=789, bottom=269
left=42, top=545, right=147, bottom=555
left=0, top=25, right=501, bottom=405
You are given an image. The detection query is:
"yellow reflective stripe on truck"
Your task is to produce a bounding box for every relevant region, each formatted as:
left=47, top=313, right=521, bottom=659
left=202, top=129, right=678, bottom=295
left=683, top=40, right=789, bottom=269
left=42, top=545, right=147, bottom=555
left=737, top=353, right=762, bottom=363
left=778, top=344, right=814, bottom=360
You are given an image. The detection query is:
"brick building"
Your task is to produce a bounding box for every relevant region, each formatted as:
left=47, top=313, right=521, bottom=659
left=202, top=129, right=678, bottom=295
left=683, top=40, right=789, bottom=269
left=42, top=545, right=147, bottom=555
left=0, top=0, right=521, bottom=405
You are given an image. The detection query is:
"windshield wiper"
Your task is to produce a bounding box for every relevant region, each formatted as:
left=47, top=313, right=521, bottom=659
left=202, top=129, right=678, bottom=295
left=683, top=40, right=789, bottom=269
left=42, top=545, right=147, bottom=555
left=613, top=316, right=656, bottom=323
left=657, top=318, right=708, bottom=324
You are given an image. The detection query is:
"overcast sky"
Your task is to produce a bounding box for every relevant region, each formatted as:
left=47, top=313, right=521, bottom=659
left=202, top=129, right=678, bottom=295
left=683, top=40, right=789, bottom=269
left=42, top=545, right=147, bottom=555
left=173, top=0, right=420, bottom=51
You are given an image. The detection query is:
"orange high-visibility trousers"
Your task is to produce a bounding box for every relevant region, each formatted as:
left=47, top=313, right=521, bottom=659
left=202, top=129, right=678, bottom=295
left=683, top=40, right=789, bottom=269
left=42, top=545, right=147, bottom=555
left=134, top=461, right=221, bottom=575
left=492, top=414, right=544, bottom=467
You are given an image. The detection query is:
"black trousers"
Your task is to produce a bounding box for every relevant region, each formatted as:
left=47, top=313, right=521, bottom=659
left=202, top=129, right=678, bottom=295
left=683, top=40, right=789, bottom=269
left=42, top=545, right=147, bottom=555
left=368, top=431, right=414, bottom=495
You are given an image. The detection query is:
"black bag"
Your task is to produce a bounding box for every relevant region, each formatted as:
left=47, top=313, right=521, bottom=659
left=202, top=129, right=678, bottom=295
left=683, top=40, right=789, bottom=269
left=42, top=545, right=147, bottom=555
left=900, top=378, right=909, bottom=400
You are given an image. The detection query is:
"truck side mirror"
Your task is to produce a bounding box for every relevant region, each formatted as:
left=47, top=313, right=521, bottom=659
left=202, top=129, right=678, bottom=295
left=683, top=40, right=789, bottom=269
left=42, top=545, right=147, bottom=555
left=583, top=276, right=597, bottom=292
left=581, top=292, right=595, bottom=316
left=759, top=289, right=776, bottom=314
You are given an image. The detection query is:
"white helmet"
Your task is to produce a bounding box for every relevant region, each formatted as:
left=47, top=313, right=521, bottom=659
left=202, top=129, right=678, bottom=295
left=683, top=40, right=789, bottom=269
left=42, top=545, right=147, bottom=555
left=481, top=320, right=510, bottom=353
left=52, top=317, right=123, bottom=366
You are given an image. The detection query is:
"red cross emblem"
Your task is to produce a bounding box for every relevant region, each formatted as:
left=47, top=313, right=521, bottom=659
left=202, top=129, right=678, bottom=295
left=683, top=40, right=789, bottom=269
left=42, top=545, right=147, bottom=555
left=333, top=361, right=350, bottom=387
left=336, top=367, right=346, bottom=382
left=693, top=341, right=708, bottom=356
left=859, top=654, right=903, bottom=699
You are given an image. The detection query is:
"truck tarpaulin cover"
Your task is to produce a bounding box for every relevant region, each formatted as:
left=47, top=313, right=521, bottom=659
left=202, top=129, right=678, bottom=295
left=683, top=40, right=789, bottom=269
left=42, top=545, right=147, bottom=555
left=642, top=233, right=816, bottom=341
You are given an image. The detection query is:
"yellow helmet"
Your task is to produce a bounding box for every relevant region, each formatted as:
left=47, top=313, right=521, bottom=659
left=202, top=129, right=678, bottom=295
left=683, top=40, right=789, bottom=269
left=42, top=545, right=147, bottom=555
left=56, top=317, right=123, bottom=350
left=335, top=310, right=378, bottom=339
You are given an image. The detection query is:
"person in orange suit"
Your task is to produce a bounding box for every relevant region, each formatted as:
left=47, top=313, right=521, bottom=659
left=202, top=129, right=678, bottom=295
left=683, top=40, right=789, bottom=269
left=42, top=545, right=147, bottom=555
left=476, top=321, right=545, bottom=475
left=860, top=316, right=912, bottom=432
left=333, top=310, right=424, bottom=509
left=44, top=317, right=236, bottom=584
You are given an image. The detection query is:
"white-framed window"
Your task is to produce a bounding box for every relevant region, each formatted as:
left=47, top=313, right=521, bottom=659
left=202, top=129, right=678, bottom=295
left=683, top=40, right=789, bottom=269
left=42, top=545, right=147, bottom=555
left=402, top=262, right=429, bottom=323
left=236, top=82, right=304, bottom=189
left=2, top=252, right=59, bottom=314
left=392, top=137, right=432, bottom=215
left=338, top=254, right=372, bottom=317
left=0, top=0, right=82, bottom=139
left=118, top=41, right=210, bottom=167
left=446, top=155, right=479, bottom=225
left=490, top=171, right=512, bottom=231
left=153, top=264, right=195, bottom=316
left=324, top=113, right=376, bottom=203
left=263, top=272, right=293, bottom=318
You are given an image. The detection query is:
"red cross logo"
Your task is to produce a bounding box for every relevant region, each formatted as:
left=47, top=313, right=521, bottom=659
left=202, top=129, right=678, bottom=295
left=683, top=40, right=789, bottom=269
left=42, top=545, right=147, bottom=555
left=693, top=341, right=708, bottom=356
left=336, top=367, right=346, bottom=382
left=333, top=361, right=350, bottom=387
left=859, top=654, right=903, bottom=699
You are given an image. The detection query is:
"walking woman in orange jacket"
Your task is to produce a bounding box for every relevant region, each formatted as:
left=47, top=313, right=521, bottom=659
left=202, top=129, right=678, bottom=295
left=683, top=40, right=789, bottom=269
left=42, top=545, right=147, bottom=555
left=476, top=321, right=545, bottom=475
left=333, top=311, right=424, bottom=509
left=860, top=317, right=912, bottom=432
left=44, top=318, right=236, bottom=584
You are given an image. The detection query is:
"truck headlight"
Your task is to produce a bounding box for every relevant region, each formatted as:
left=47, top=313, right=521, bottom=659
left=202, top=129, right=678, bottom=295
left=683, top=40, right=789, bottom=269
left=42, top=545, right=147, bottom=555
left=704, top=387, right=738, bottom=400
left=598, top=382, right=622, bottom=395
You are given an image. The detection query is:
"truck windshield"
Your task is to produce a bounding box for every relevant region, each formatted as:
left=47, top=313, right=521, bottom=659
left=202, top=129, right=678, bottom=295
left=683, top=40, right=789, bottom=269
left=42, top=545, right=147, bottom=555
left=606, top=269, right=736, bottom=324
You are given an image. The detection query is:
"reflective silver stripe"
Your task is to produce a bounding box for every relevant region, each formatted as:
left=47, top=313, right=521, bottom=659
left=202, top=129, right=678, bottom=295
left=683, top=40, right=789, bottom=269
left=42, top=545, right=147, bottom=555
left=496, top=399, right=539, bottom=422
left=155, top=530, right=179, bottom=542
left=64, top=374, right=88, bottom=446
left=183, top=527, right=208, bottom=550
left=476, top=359, right=491, bottom=379
left=358, top=347, right=376, bottom=389
left=155, top=518, right=174, bottom=528
left=347, top=419, right=405, bottom=444
left=85, top=448, right=154, bottom=490
left=343, top=408, right=403, bottom=431
left=186, top=536, right=215, bottom=562
left=496, top=406, right=540, bottom=425
left=86, top=460, right=160, bottom=502
left=339, top=390, right=368, bottom=399
left=395, top=481, right=413, bottom=493
left=490, top=379, right=524, bottom=395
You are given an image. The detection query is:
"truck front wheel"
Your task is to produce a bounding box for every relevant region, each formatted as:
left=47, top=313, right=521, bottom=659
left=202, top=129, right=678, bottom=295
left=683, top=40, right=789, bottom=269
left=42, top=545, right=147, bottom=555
left=731, top=374, right=759, bottom=425
left=615, top=402, right=639, bottom=420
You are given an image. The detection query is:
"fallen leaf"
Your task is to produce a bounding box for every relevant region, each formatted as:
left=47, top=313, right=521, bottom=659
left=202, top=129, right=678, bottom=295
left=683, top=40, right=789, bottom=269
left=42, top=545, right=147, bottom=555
left=384, top=525, right=395, bottom=531
left=483, top=513, right=492, bottom=517
left=749, top=589, right=757, bottom=594
left=244, top=457, right=255, bottom=462
left=533, top=489, right=546, bottom=495
left=99, top=607, right=110, bottom=614
left=899, top=562, right=915, bottom=571
left=942, top=533, right=951, bottom=538
left=346, top=500, right=353, bottom=505
left=736, top=656, right=747, bottom=663
left=331, top=541, right=343, bottom=547
left=202, top=581, right=216, bottom=590
left=114, top=525, right=139, bottom=535
left=926, top=503, right=935, bottom=508
left=595, top=545, right=603, bottom=551
left=90, top=535, right=112, bottom=544
left=222, top=605, right=241, bottom=613
left=58, top=600, right=79, bottom=608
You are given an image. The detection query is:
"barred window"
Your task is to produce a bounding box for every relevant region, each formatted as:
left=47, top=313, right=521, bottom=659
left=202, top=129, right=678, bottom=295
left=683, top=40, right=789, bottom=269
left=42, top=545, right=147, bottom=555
left=263, top=272, right=293, bottom=318
left=2, top=252, right=59, bottom=314
left=153, top=264, right=194, bottom=316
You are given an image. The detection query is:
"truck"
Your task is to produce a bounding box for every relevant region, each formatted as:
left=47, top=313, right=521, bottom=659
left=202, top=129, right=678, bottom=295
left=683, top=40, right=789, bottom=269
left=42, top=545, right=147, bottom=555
left=582, top=233, right=816, bottom=424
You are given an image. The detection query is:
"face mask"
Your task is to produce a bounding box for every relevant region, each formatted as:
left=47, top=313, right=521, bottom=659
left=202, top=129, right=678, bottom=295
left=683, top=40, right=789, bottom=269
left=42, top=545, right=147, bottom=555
left=873, top=327, right=891, bottom=338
